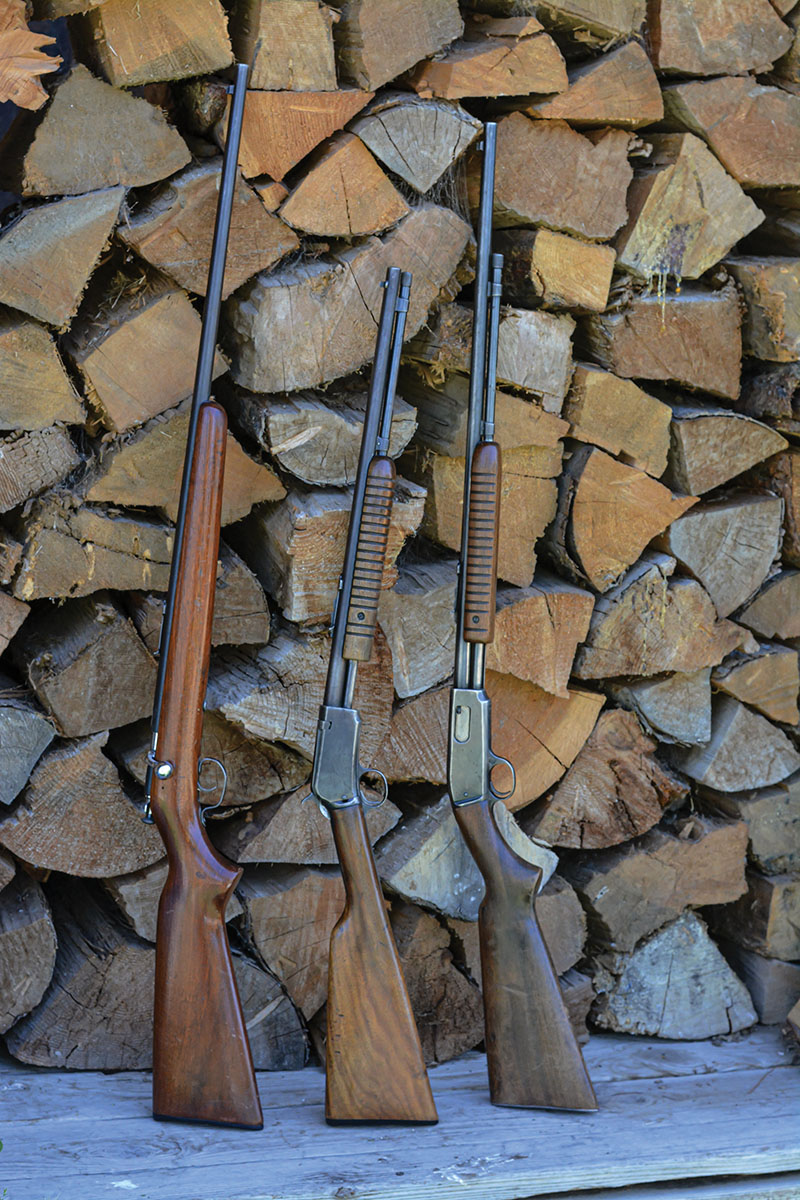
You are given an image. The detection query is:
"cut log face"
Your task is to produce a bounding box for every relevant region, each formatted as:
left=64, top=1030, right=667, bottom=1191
left=85, top=402, right=286, bottom=525
left=333, top=0, right=464, bottom=90
left=350, top=92, right=481, bottom=192
left=118, top=162, right=299, bottom=300
left=664, top=78, right=800, bottom=189
left=0, top=850, right=13, bottom=892
left=712, top=644, right=800, bottom=725
left=659, top=495, right=783, bottom=618
left=592, top=912, right=757, bottom=1039
left=0, top=874, right=56, bottom=1034
left=646, top=0, right=792, bottom=76
left=0, top=188, right=123, bottom=329
left=86, top=0, right=234, bottom=87
left=378, top=557, right=458, bottom=699
left=549, top=445, right=695, bottom=593
left=0, top=314, right=84, bottom=431
left=0, top=590, right=30, bottom=653
left=666, top=407, right=787, bottom=495
left=615, top=135, right=763, bottom=283
left=563, top=816, right=748, bottom=952
left=102, top=858, right=243, bottom=944
left=223, top=205, right=471, bottom=393
left=670, top=695, right=800, bottom=792
left=213, top=88, right=374, bottom=181
left=485, top=113, right=632, bottom=239
left=406, top=16, right=567, bottom=99
left=229, top=0, right=336, bottom=91
left=582, top=285, right=742, bottom=400
left=0, top=732, right=162, bottom=876
left=493, top=229, right=615, bottom=313
left=737, top=570, right=800, bottom=640
left=706, top=871, right=800, bottom=961
left=0, top=680, right=55, bottom=806
left=562, top=364, right=671, bottom=477
left=524, top=41, right=662, bottom=128
left=727, top=257, right=800, bottom=362
left=609, top=669, right=712, bottom=747
left=753, top=449, right=800, bottom=567
left=523, top=708, right=689, bottom=851
left=573, top=554, right=758, bottom=680
left=699, top=774, right=800, bottom=875
left=720, top=942, right=800, bottom=1025
left=0, top=427, right=79, bottom=514
left=531, top=0, right=646, bottom=41
left=279, top=133, right=409, bottom=236
left=22, top=65, right=191, bottom=197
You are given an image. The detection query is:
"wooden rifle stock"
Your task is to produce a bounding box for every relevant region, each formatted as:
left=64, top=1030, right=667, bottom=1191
left=150, top=402, right=262, bottom=1129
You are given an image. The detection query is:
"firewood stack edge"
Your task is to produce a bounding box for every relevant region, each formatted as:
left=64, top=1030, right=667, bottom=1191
left=0, top=0, right=799, bottom=1072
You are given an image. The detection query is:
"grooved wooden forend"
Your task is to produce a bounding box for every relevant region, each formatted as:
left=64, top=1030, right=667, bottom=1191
left=463, top=442, right=501, bottom=644
left=343, top=456, right=396, bottom=661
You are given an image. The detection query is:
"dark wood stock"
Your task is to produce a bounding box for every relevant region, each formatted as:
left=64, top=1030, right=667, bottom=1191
left=343, top=456, right=395, bottom=662
left=326, top=803, right=437, bottom=1123
left=150, top=402, right=262, bottom=1130
left=463, top=442, right=500, bottom=644
left=453, top=798, right=597, bottom=1111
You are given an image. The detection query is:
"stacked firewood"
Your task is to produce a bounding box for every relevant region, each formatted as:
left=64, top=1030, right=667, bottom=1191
left=0, top=0, right=799, bottom=1072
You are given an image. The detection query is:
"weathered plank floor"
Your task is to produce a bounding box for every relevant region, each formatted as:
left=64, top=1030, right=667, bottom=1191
left=1, top=1027, right=798, bottom=1200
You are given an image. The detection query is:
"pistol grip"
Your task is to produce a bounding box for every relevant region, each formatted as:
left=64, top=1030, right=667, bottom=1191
left=463, top=442, right=500, bottom=644
left=343, top=455, right=395, bottom=662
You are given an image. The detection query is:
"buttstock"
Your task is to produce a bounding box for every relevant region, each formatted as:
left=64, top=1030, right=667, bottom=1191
left=343, top=455, right=395, bottom=662
left=463, top=442, right=500, bottom=644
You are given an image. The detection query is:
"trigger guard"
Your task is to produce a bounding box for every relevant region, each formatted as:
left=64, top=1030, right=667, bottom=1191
left=488, top=753, right=516, bottom=802
left=358, top=766, right=388, bottom=809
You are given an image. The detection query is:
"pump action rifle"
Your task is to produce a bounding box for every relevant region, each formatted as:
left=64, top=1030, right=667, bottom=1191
left=447, top=123, right=597, bottom=1112
left=145, top=64, right=262, bottom=1130
left=310, top=267, right=438, bottom=1125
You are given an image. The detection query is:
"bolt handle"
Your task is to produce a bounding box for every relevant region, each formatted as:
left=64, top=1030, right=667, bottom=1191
left=343, top=455, right=395, bottom=662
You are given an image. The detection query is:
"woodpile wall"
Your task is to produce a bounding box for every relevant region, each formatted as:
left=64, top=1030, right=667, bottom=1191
left=1, top=0, right=799, bottom=1071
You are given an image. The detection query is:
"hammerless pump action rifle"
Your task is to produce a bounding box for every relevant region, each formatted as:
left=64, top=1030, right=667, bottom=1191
left=310, top=267, right=438, bottom=1125
left=447, top=123, right=597, bottom=1112
left=144, top=64, right=262, bottom=1130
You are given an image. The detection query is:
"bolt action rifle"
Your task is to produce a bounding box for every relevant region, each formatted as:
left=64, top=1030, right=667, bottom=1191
left=310, top=266, right=438, bottom=1125
left=145, top=64, right=262, bottom=1130
left=447, top=123, right=597, bottom=1112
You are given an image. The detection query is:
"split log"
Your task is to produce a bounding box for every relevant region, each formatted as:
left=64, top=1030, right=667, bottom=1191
left=670, top=696, right=800, bottom=792
left=85, top=401, right=285, bottom=525
left=774, top=2, right=800, bottom=83
left=279, top=133, right=409, bottom=237
left=712, top=645, right=799, bottom=725
left=213, top=88, right=374, bottom=181
left=548, top=445, right=695, bottom=593
left=738, top=570, right=800, bottom=640
left=524, top=0, right=646, bottom=42
left=615, top=135, right=763, bottom=283
left=0, top=532, right=22, bottom=586
left=563, top=816, right=748, bottom=952
left=727, top=257, right=800, bottom=362
left=253, top=179, right=289, bottom=211
left=349, top=92, right=481, bottom=193
left=376, top=686, right=448, bottom=786
left=0, top=427, right=79, bottom=514
left=721, top=942, right=800, bottom=1024
left=731, top=363, right=800, bottom=434
left=573, top=555, right=758, bottom=681
left=609, top=669, right=712, bottom=747
left=592, top=912, right=757, bottom=1039
left=0, top=590, right=29, bottom=652
left=406, top=16, right=567, bottom=100
left=562, top=364, right=671, bottom=477
left=493, top=230, right=614, bottom=314
left=226, top=479, right=424, bottom=624
left=206, top=628, right=393, bottom=761
left=85, top=0, right=233, bottom=87
left=706, top=871, right=800, bottom=961
left=377, top=556, right=457, bottom=699
left=64, top=272, right=228, bottom=434
left=523, top=708, right=689, bottom=851
left=212, top=785, right=400, bottom=866
left=523, top=41, right=662, bottom=128
left=12, top=592, right=157, bottom=737
left=0, top=313, right=84, bottom=431
left=0, top=849, right=12, bottom=891
left=229, top=0, right=335, bottom=91
left=31, top=0, right=106, bottom=14
left=0, top=732, right=163, bottom=875
left=332, top=0, right=463, bottom=91
left=102, top=858, right=243, bottom=944
left=664, top=78, right=800, bottom=189
left=751, top=449, right=800, bottom=567
left=232, top=953, right=308, bottom=1071
left=482, top=113, right=632, bottom=240
left=21, top=65, right=190, bottom=197
left=698, top=774, right=800, bottom=875
left=646, top=0, right=791, bottom=76
left=658, top=495, right=783, bottom=618
left=0, top=679, right=54, bottom=805
left=0, top=187, right=123, bottom=329
left=0, top=10, right=60, bottom=111
left=582, top=285, right=742, bottom=400
left=228, top=386, right=416, bottom=487
left=666, top=406, right=787, bottom=495
left=0, top=874, right=56, bottom=1033
left=118, top=161, right=299, bottom=300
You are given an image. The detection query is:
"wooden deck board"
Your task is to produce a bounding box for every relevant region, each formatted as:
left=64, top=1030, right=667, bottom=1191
left=1, top=1029, right=798, bottom=1200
